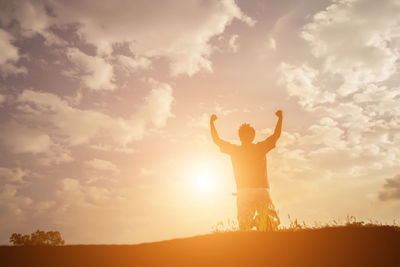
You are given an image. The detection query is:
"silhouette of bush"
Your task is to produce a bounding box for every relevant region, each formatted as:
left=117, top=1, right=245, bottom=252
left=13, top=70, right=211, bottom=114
left=10, top=230, right=65, bottom=246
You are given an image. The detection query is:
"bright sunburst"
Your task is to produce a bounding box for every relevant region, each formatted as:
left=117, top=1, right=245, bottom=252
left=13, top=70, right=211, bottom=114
left=194, top=170, right=216, bottom=192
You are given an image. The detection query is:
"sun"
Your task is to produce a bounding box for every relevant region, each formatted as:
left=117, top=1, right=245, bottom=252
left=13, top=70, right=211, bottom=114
left=185, top=161, right=224, bottom=196
left=193, top=170, right=216, bottom=192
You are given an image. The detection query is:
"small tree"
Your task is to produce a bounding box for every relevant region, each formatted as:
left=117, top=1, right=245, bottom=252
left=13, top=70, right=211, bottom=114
left=9, top=233, right=30, bottom=246
left=9, top=230, right=65, bottom=246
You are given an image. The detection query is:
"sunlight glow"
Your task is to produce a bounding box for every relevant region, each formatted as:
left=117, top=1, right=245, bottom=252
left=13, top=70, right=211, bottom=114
left=194, top=170, right=216, bottom=192
left=192, top=168, right=217, bottom=193
left=183, top=159, right=232, bottom=204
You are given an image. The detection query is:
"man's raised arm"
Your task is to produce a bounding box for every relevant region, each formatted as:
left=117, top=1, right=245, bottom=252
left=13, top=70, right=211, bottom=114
left=260, top=110, right=283, bottom=148
left=210, top=114, right=237, bottom=155
left=210, top=114, right=221, bottom=145
left=270, top=110, right=283, bottom=143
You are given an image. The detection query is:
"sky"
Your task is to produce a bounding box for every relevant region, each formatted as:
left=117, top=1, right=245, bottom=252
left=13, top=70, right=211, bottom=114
left=0, top=0, right=400, bottom=244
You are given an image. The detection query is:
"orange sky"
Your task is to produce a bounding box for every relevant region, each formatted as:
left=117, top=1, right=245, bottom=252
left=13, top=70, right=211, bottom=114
left=0, top=0, right=399, bottom=244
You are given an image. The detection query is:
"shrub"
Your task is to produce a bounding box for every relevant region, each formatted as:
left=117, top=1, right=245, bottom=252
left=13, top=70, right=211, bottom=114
left=10, top=230, right=65, bottom=246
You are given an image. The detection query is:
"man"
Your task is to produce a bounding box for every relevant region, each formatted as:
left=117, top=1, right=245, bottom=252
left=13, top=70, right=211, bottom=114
left=210, top=110, right=283, bottom=231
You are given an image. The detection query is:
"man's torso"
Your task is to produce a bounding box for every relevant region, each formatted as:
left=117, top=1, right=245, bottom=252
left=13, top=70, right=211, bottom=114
left=229, top=143, right=269, bottom=189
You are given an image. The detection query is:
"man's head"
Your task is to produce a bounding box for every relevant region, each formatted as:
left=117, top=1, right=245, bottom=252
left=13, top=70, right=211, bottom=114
left=238, top=123, right=255, bottom=144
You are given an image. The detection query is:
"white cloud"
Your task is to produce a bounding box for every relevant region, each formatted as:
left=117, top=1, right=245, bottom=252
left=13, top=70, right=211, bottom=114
left=56, top=178, right=112, bottom=206
left=279, top=62, right=335, bottom=111
left=229, top=34, right=239, bottom=53
left=279, top=0, right=400, bottom=111
left=187, top=113, right=211, bottom=129
left=276, top=0, right=400, bottom=204
left=3, top=79, right=174, bottom=162
left=1, top=0, right=254, bottom=78
left=66, top=48, right=116, bottom=91
left=48, top=0, right=254, bottom=76
left=0, top=121, right=73, bottom=165
left=279, top=0, right=400, bottom=127
left=89, top=144, right=136, bottom=154
left=16, top=90, right=141, bottom=147
left=85, top=158, right=120, bottom=174
left=141, top=79, right=175, bottom=128
left=268, top=36, right=276, bottom=51
left=116, top=55, right=152, bottom=73
left=302, top=123, right=346, bottom=149
left=301, top=0, right=400, bottom=96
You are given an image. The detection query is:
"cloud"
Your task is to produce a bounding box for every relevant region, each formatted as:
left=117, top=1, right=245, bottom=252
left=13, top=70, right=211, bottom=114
left=0, top=0, right=62, bottom=46
left=48, top=0, right=254, bottom=76
left=229, top=34, right=239, bottom=53
left=280, top=0, right=400, bottom=109
left=0, top=184, right=32, bottom=217
left=34, top=200, right=56, bottom=214
left=56, top=178, right=112, bottom=206
left=0, top=121, right=73, bottom=165
left=279, top=62, right=336, bottom=111
left=89, top=144, right=136, bottom=154
left=141, top=79, right=175, bottom=128
left=187, top=113, right=211, bottom=129
left=116, top=55, right=152, bottom=73
left=0, top=121, right=52, bottom=154
left=0, top=29, right=26, bottom=77
left=301, top=120, right=346, bottom=149
left=301, top=0, right=400, bottom=96
left=0, top=30, right=19, bottom=63
left=0, top=182, right=38, bottom=241
left=1, top=0, right=255, bottom=78
left=16, top=90, right=140, bottom=147
left=49, top=177, right=150, bottom=243
left=66, top=48, right=116, bottom=91
left=0, top=0, right=51, bottom=38
left=268, top=37, right=276, bottom=51
left=379, top=174, right=400, bottom=201
left=1, top=79, right=174, bottom=162
left=85, top=158, right=120, bottom=174
left=277, top=0, right=400, bottom=184
left=0, top=168, right=29, bottom=183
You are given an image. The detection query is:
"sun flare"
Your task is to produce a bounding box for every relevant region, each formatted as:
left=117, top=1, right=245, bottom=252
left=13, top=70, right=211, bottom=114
left=192, top=169, right=217, bottom=193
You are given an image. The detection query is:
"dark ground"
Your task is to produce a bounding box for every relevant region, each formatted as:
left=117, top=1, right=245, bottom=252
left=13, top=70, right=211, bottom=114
left=1, top=226, right=399, bottom=267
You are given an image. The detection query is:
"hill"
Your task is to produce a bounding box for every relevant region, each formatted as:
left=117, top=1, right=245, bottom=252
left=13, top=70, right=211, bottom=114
left=1, top=226, right=399, bottom=267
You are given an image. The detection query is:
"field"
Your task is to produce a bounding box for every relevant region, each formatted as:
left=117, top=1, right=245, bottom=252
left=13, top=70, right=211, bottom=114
left=1, top=226, right=399, bottom=267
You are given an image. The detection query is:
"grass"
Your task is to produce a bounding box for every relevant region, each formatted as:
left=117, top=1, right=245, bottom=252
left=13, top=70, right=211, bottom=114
left=212, top=214, right=400, bottom=233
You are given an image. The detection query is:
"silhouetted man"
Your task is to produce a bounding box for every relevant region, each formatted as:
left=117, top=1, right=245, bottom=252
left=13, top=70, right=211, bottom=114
left=210, top=110, right=282, bottom=231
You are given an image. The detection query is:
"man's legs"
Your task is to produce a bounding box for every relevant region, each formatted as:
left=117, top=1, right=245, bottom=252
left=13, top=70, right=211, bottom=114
left=236, top=190, right=256, bottom=231
left=254, top=189, right=280, bottom=232
left=237, top=188, right=280, bottom=231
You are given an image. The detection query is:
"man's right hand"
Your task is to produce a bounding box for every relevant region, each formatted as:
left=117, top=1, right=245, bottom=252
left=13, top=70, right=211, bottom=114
left=210, top=114, right=218, bottom=123
left=275, top=110, right=283, bottom=118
